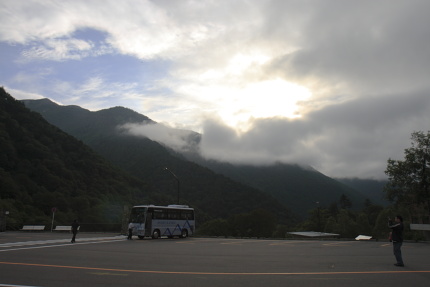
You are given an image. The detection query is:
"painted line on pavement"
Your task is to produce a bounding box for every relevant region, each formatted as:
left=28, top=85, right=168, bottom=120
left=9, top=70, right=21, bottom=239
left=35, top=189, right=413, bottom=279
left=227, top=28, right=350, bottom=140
left=0, top=239, right=125, bottom=252
left=0, top=261, right=429, bottom=276
left=0, top=284, right=41, bottom=287
left=0, top=236, right=125, bottom=248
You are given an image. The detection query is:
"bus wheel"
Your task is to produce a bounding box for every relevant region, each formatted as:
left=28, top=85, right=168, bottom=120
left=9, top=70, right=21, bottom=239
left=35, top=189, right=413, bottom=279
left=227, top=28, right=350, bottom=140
left=138, top=236, right=144, bottom=240
left=181, top=229, right=188, bottom=238
left=152, top=230, right=160, bottom=239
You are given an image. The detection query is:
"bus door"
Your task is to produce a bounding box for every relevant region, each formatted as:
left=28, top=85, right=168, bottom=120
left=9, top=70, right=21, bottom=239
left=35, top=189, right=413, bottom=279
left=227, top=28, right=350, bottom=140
left=144, top=209, right=153, bottom=237
left=136, top=213, right=145, bottom=236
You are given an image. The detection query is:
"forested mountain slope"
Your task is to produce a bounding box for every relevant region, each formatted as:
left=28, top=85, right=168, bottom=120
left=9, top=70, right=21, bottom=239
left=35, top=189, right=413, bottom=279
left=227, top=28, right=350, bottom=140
left=188, top=159, right=368, bottom=217
left=0, top=87, right=150, bottom=228
left=335, top=178, right=388, bottom=206
left=24, top=97, right=371, bottom=218
left=19, top=94, right=292, bottom=224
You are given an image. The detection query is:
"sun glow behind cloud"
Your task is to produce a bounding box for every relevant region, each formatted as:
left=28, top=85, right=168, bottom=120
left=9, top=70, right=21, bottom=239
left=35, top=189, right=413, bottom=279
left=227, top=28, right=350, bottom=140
left=216, top=79, right=312, bottom=131
left=174, top=51, right=312, bottom=132
left=173, top=75, right=312, bottom=133
left=221, top=53, right=312, bottom=129
left=179, top=68, right=312, bottom=131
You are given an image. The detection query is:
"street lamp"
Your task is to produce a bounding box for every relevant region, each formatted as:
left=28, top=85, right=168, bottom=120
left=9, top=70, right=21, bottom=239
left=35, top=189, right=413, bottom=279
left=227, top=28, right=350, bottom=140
left=4, top=211, right=9, bottom=232
left=316, top=202, right=321, bottom=233
left=164, top=167, right=180, bottom=204
left=51, top=207, right=57, bottom=232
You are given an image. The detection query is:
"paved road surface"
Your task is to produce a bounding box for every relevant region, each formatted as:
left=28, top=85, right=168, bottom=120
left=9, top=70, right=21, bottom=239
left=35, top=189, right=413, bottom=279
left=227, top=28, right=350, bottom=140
left=0, top=232, right=429, bottom=287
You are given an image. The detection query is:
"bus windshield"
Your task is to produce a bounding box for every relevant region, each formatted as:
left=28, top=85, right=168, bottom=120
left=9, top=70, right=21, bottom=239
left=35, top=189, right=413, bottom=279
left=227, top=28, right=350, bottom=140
left=130, top=207, right=147, bottom=223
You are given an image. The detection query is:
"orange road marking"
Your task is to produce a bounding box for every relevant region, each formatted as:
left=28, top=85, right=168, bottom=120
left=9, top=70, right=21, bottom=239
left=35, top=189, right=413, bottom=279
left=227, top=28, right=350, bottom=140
left=88, top=272, right=129, bottom=276
left=0, top=261, right=429, bottom=276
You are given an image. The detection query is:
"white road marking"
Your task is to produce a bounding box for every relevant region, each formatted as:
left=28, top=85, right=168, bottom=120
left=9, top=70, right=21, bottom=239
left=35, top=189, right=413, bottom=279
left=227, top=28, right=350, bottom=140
left=0, top=236, right=126, bottom=252
left=0, top=284, right=42, bottom=287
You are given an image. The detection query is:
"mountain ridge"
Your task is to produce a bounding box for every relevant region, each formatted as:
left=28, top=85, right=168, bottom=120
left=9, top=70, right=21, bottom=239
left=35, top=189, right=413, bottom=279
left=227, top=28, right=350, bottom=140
left=20, top=96, right=292, bottom=223
left=0, top=87, right=151, bottom=227
left=22, top=97, right=382, bottom=217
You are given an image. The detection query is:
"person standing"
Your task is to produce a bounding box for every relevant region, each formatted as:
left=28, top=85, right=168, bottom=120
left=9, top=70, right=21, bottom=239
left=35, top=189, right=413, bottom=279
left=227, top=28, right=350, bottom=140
left=127, top=222, right=134, bottom=240
left=388, top=215, right=404, bottom=267
left=71, top=219, right=80, bottom=243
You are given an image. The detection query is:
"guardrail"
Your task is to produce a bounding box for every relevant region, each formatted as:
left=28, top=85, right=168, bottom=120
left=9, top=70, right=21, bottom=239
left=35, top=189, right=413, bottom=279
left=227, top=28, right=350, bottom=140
left=20, top=225, right=45, bottom=231
left=53, top=226, right=80, bottom=231
left=16, top=223, right=121, bottom=232
left=410, top=224, right=430, bottom=231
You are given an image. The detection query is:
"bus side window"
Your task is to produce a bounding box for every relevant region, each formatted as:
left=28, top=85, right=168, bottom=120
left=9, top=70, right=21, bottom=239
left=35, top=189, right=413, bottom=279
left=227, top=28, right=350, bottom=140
left=180, top=211, right=193, bottom=220
left=153, top=210, right=162, bottom=219
left=154, top=209, right=168, bottom=219
left=169, top=210, right=179, bottom=219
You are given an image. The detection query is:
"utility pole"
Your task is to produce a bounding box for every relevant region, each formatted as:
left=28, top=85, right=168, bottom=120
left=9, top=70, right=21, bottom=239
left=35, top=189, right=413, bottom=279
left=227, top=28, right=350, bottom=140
left=51, top=207, right=57, bottom=232
left=164, top=167, right=180, bottom=204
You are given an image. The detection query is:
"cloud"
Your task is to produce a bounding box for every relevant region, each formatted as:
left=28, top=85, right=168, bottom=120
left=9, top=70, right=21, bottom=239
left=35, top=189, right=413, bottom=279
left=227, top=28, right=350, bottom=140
left=199, top=90, right=430, bottom=179
left=2, top=86, right=45, bottom=100
left=0, top=0, right=226, bottom=60
left=266, top=1, right=430, bottom=98
left=119, top=122, right=197, bottom=153
left=118, top=85, right=430, bottom=180
left=2, top=0, right=430, bottom=179
left=19, top=38, right=94, bottom=62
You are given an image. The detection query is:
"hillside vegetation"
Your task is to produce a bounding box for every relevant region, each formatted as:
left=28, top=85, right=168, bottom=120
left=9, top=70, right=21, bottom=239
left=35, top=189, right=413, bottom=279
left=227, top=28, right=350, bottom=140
left=0, top=87, right=150, bottom=228
left=22, top=97, right=293, bottom=223
left=23, top=97, right=375, bottom=218
left=1, top=88, right=291, bottom=231
left=189, top=159, right=369, bottom=217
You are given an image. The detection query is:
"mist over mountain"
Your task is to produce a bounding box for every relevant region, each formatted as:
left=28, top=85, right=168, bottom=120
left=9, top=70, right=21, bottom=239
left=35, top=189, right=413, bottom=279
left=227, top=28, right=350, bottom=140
left=184, top=158, right=368, bottom=217
left=21, top=96, right=292, bottom=223
left=23, top=97, right=381, bottom=218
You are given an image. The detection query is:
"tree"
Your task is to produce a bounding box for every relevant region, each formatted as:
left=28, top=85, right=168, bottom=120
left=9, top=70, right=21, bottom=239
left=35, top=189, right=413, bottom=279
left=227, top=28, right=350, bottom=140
left=339, top=194, right=352, bottom=209
left=356, top=213, right=372, bottom=235
left=384, top=131, right=430, bottom=221
left=362, top=199, right=383, bottom=227
left=197, top=218, right=230, bottom=237
left=337, top=209, right=359, bottom=238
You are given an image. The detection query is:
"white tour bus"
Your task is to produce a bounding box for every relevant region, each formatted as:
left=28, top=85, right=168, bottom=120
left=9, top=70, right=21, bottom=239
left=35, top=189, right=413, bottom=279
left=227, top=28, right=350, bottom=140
left=129, top=205, right=195, bottom=239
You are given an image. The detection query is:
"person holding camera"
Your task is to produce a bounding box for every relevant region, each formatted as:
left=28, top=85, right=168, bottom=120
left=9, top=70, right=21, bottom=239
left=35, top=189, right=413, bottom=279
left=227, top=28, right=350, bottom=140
left=388, top=215, right=404, bottom=267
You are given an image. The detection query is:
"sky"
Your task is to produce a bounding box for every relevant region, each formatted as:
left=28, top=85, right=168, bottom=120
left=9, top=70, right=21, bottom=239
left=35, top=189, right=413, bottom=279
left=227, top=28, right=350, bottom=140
left=1, top=0, right=430, bottom=179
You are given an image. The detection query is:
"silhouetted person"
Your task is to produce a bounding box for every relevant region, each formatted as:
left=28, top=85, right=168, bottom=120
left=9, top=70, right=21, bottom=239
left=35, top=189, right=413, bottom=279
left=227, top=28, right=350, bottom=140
left=388, top=215, right=404, bottom=267
left=127, top=222, right=134, bottom=240
left=71, top=219, right=80, bottom=243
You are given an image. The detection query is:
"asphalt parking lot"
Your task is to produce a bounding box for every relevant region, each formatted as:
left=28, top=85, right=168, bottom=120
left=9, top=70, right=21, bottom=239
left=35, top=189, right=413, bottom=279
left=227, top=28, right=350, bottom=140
left=0, top=232, right=429, bottom=287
